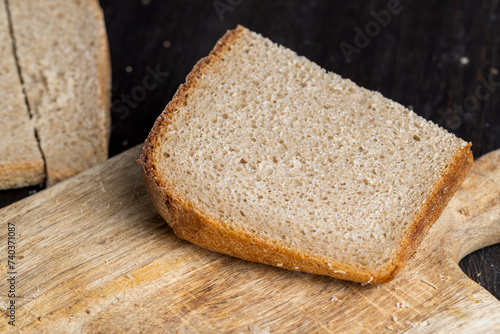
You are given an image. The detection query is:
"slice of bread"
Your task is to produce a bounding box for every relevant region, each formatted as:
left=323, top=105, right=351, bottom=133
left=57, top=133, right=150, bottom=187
left=7, top=0, right=111, bottom=186
left=141, top=26, right=473, bottom=284
left=0, top=0, right=44, bottom=190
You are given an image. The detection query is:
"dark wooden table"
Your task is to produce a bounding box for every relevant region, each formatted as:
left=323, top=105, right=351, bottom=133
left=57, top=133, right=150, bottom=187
left=1, top=0, right=498, bottom=300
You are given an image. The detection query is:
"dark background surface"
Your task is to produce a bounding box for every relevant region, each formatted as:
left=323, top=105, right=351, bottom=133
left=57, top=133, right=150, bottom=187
left=1, top=0, right=499, bottom=299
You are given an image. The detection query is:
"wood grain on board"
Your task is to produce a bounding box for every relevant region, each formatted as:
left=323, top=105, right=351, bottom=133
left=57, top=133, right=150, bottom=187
left=0, top=145, right=499, bottom=333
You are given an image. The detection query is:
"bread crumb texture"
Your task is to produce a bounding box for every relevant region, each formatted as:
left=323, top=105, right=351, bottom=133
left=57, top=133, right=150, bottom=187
left=143, top=26, right=472, bottom=283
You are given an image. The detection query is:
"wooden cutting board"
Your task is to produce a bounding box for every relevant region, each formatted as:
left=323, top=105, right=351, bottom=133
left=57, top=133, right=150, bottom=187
left=0, top=145, right=499, bottom=333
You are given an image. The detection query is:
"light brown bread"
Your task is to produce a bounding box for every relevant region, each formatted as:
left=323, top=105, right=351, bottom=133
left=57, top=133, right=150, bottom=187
left=7, top=0, right=111, bottom=186
left=0, top=0, right=44, bottom=190
left=141, top=26, right=473, bottom=284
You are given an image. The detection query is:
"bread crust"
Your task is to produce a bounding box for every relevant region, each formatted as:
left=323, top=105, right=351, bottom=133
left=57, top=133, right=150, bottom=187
left=390, top=144, right=474, bottom=281
left=93, top=0, right=112, bottom=148
left=140, top=26, right=474, bottom=284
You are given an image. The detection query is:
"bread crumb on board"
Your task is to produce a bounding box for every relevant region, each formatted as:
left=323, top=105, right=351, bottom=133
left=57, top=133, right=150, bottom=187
left=392, top=315, right=398, bottom=322
left=439, top=274, right=450, bottom=280
left=407, top=320, right=429, bottom=328
left=459, top=206, right=471, bottom=216
left=330, top=296, right=340, bottom=302
left=248, top=325, right=271, bottom=334
left=396, top=302, right=411, bottom=309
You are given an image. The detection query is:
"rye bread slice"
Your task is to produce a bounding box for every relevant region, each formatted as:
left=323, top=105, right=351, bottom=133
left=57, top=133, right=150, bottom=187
left=141, top=26, right=473, bottom=284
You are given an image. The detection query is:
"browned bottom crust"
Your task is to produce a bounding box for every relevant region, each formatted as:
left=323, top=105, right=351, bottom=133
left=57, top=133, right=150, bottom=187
left=140, top=26, right=474, bottom=284
left=0, top=160, right=45, bottom=190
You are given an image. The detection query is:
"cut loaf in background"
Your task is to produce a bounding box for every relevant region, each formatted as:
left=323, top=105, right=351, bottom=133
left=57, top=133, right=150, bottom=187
left=0, top=0, right=110, bottom=188
left=141, top=25, right=473, bottom=284
left=0, top=0, right=44, bottom=189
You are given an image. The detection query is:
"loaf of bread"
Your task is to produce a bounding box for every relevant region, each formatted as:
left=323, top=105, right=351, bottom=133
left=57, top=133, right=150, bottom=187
left=0, top=0, right=44, bottom=190
left=0, top=0, right=110, bottom=189
left=141, top=26, right=473, bottom=284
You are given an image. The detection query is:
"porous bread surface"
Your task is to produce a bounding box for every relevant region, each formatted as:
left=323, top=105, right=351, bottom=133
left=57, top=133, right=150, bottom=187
left=143, top=26, right=472, bottom=282
left=8, top=0, right=110, bottom=186
left=0, top=0, right=44, bottom=189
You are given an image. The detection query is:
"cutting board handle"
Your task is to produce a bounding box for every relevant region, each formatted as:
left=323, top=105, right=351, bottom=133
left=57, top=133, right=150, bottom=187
left=437, top=149, right=500, bottom=263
